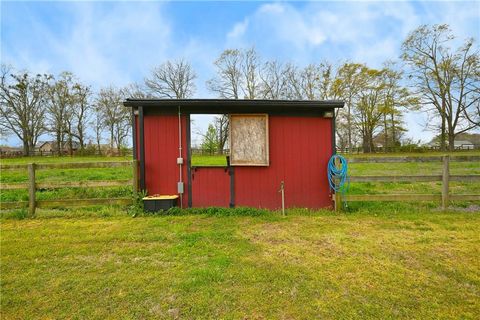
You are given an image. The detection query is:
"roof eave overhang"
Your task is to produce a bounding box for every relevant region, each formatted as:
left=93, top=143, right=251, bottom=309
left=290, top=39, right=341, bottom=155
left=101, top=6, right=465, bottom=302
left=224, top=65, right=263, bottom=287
left=123, top=99, right=344, bottom=115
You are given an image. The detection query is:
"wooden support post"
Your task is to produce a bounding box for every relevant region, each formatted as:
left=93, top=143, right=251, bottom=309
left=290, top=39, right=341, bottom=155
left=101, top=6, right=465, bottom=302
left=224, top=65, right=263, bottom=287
left=132, top=160, right=138, bottom=193
left=279, top=181, right=285, bottom=216
left=442, top=155, right=450, bottom=210
left=28, top=163, right=36, bottom=216
left=334, top=157, right=342, bottom=212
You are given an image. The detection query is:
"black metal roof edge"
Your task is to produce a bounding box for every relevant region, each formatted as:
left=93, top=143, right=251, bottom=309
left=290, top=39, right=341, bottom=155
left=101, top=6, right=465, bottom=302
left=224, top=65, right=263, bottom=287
left=123, top=98, right=344, bottom=108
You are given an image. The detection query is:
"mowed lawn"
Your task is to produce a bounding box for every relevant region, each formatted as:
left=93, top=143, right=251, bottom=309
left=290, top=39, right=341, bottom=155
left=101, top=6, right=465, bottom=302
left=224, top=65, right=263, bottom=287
left=1, top=209, right=480, bottom=319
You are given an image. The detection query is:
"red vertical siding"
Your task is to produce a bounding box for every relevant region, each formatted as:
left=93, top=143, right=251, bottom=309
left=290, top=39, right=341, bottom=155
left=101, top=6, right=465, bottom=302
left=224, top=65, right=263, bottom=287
left=235, top=116, right=333, bottom=209
left=141, top=113, right=333, bottom=210
left=143, top=114, right=189, bottom=208
left=191, top=167, right=230, bottom=207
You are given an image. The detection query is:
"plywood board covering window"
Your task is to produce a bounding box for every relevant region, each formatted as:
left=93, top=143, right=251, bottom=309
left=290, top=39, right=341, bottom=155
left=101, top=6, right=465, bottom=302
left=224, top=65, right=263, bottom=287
left=230, top=114, right=269, bottom=166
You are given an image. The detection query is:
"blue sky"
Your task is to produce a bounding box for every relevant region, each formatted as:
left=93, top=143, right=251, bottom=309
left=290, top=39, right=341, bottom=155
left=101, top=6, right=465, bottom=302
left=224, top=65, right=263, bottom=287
left=1, top=1, right=479, bottom=146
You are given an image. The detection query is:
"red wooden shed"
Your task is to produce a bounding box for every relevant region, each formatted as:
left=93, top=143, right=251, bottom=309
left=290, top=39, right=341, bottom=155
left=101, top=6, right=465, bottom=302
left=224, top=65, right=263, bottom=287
left=124, top=99, right=343, bottom=210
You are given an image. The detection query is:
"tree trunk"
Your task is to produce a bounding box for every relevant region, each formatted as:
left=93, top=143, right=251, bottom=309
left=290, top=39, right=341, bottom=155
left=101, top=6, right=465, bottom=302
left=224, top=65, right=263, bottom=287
left=440, top=98, right=446, bottom=151
left=96, top=135, right=101, bottom=155
left=369, top=131, right=375, bottom=153
left=217, top=126, right=223, bottom=153
left=78, top=133, right=84, bottom=150
left=68, top=134, right=73, bottom=156
left=110, top=127, right=114, bottom=150
left=29, top=140, right=34, bottom=157
left=390, top=113, right=396, bottom=149
left=448, top=129, right=455, bottom=152
left=383, top=113, right=388, bottom=153
left=23, top=140, right=29, bottom=156
left=362, top=133, right=370, bottom=153
left=56, top=133, right=62, bottom=156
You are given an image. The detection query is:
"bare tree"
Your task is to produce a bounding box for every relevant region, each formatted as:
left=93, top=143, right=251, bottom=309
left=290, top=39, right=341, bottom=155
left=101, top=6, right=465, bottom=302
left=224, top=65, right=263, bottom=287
left=259, top=61, right=290, bottom=99
left=402, top=24, right=480, bottom=151
left=283, top=63, right=304, bottom=99
left=207, top=48, right=258, bottom=151
left=90, top=103, right=104, bottom=154
left=46, top=72, right=77, bottom=155
left=300, top=64, right=322, bottom=100
left=69, top=83, right=91, bottom=151
left=319, top=62, right=335, bottom=100
left=379, top=64, right=418, bottom=151
left=122, top=82, right=151, bottom=99
left=96, top=87, right=130, bottom=152
left=0, top=65, right=49, bottom=155
left=145, top=59, right=196, bottom=98
left=214, top=115, right=229, bottom=152
left=242, top=48, right=261, bottom=99
left=207, top=49, right=243, bottom=99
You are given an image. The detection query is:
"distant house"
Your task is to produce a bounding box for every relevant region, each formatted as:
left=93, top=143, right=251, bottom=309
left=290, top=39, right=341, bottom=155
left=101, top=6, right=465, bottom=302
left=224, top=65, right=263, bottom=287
left=454, top=140, right=475, bottom=150
left=0, top=146, right=23, bottom=157
left=425, top=138, right=477, bottom=150
left=35, top=141, right=80, bottom=154
left=425, top=141, right=440, bottom=149
left=35, top=141, right=54, bottom=153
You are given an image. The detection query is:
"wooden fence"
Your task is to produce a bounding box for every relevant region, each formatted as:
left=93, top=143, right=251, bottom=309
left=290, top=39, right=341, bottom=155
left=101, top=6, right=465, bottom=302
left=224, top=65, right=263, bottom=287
left=336, top=155, right=480, bottom=211
left=0, top=160, right=138, bottom=215
left=1, top=155, right=478, bottom=214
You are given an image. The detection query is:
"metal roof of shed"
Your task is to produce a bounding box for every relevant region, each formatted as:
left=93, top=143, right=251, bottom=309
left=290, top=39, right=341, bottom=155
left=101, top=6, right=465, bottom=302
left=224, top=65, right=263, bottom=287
left=124, top=99, right=344, bottom=115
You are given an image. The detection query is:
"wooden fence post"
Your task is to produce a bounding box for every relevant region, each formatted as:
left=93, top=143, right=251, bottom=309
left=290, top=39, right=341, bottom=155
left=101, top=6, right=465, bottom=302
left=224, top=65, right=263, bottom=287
left=132, top=159, right=138, bottom=193
left=442, top=155, right=450, bottom=210
left=28, top=163, right=36, bottom=216
left=334, top=157, right=342, bottom=212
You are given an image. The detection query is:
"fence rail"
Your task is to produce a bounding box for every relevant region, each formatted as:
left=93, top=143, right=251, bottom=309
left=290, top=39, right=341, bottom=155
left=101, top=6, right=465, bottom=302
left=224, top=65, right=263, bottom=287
left=347, top=155, right=480, bottom=163
left=349, top=175, right=480, bottom=182
left=0, top=161, right=133, bottom=170
left=0, top=180, right=133, bottom=190
left=0, top=198, right=132, bottom=210
left=1, top=160, right=138, bottom=215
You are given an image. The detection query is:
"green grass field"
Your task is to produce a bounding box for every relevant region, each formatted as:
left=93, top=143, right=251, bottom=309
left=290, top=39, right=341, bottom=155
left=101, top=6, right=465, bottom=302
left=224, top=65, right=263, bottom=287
left=191, top=154, right=228, bottom=166
left=1, top=153, right=479, bottom=318
left=1, top=207, right=479, bottom=319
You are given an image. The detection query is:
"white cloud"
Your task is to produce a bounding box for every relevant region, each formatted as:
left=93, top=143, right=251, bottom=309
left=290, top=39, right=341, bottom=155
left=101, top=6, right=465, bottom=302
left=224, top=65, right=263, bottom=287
left=228, top=19, right=249, bottom=39
left=3, top=2, right=172, bottom=88
left=224, top=1, right=423, bottom=66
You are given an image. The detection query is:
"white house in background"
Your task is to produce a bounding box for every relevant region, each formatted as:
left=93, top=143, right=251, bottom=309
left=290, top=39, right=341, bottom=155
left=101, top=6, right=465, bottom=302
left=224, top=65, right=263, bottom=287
left=454, top=140, right=475, bottom=150
left=425, top=138, right=477, bottom=150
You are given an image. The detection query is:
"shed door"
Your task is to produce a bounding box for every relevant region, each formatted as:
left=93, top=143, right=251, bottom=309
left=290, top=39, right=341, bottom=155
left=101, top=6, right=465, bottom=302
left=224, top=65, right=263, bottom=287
left=191, top=167, right=231, bottom=207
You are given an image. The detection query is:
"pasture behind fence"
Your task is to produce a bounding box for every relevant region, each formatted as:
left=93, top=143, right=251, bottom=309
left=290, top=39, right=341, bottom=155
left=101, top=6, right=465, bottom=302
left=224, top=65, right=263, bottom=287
left=0, top=160, right=138, bottom=215
left=337, top=155, right=480, bottom=211
left=0, top=155, right=479, bottom=214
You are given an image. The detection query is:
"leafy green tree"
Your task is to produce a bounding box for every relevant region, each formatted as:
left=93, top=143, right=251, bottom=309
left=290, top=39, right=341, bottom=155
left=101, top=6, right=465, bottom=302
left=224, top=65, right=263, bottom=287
left=201, top=124, right=219, bottom=154
left=332, top=63, right=366, bottom=152
left=353, top=68, right=386, bottom=153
